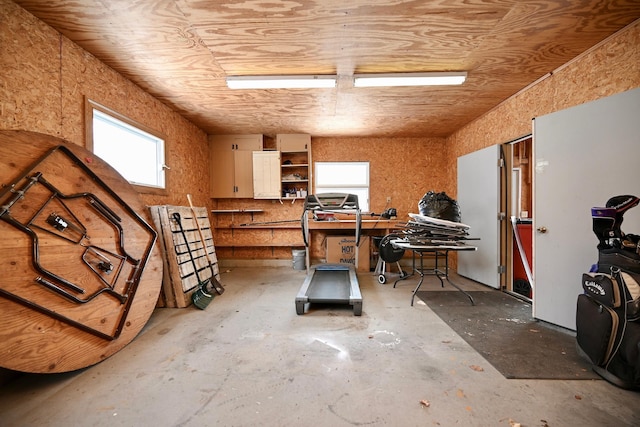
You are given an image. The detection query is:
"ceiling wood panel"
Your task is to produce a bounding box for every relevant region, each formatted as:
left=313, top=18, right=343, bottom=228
left=12, top=0, right=640, bottom=137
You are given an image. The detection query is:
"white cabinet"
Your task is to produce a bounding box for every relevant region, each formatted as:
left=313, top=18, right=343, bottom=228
left=209, top=134, right=263, bottom=198
left=252, top=151, right=281, bottom=199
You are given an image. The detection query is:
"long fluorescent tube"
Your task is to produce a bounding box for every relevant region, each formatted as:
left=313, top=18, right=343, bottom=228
left=353, top=72, right=467, bottom=87
left=226, top=75, right=337, bottom=89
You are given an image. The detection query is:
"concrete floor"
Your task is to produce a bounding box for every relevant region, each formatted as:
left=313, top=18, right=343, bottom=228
left=0, top=266, right=639, bottom=426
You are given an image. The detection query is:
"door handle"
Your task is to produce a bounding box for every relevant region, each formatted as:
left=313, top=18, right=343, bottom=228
left=537, top=226, right=548, bottom=233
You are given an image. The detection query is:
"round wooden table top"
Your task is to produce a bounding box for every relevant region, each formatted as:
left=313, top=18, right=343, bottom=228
left=0, top=130, right=163, bottom=373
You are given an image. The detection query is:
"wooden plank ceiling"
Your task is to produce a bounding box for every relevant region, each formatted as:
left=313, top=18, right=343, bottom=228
left=13, top=0, right=640, bottom=137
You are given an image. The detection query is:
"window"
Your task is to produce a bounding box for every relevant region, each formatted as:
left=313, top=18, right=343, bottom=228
left=314, top=162, right=369, bottom=212
left=86, top=99, right=167, bottom=192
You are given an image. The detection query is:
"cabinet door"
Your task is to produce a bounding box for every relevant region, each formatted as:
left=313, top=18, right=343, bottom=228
left=210, top=134, right=263, bottom=151
left=277, top=134, right=310, bottom=152
left=209, top=134, right=263, bottom=198
left=234, top=134, right=263, bottom=151
left=210, top=149, right=235, bottom=198
left=253, top=151, right=281, bottom=199
left=233, top=150, right=255, bottom=198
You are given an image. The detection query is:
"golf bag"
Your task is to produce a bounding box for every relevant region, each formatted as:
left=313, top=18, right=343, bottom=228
left=576, top=195, right=640, bottom=389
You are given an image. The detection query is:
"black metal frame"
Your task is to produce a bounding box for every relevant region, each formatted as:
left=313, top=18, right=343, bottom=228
left=0, top=145, right=157, bottom=341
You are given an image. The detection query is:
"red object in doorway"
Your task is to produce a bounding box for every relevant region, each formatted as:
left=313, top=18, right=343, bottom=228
left=513, top=222, right=533, bottom=298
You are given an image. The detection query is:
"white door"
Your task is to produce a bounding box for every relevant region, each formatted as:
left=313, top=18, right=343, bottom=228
left=457, top=145, right=501, bottom=289
left=533, top=87, right=640, bottom=330
left=253, top=151, right=281, bottom=199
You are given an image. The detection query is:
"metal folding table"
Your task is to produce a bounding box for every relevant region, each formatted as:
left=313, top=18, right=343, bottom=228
left=391, top=241, right=477, bottom=306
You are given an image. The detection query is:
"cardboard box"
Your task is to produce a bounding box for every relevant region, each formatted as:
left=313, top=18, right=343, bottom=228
left=325, top=236, right=370, bottom=272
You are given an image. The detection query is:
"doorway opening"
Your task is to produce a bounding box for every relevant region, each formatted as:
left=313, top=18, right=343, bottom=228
left=500, top=135, right=533, bottom=301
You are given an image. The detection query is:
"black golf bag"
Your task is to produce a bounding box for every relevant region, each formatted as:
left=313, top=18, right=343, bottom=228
left=576, top=195, right=640, bottom=389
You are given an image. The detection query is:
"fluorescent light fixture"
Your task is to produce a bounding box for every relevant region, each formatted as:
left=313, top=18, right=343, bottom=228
left=353, top=72, right=467, bottom=87
left=226, top=75, right=337, bottom=89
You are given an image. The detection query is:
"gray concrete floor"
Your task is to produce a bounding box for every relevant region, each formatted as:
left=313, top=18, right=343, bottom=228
left=0, top=267, right=639, bottom=426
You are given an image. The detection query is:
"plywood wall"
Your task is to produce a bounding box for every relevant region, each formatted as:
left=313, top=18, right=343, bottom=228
left=0, top=0, right=211, bottom=211
left=310, top=136, right=449, bottom=261
left=312, top=137, right=450, bottom=217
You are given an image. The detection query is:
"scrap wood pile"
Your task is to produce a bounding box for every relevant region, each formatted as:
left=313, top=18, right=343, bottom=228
left=149, top=201, right=224, bottom=309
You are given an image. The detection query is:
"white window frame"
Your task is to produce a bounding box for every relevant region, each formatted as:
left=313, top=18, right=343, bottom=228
left=86, top=99, right=167, bottom=194
left=314, top=162, right=370, bottom=212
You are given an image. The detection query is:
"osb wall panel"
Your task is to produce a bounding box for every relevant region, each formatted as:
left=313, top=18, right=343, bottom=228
left=1, top=0, right=212, bottom=213
left=0, top=0, right=62, bottom=136
left=444, top=21, right=640, bottom=199
left=551, top=22, right=639, bottom=112
left=313, top=137, right=450, bottom=218
left=212, top=198, right=306, bottom=259
left=311, top=136, right=449, bottom=261
left=214, top=198, right=305, bottom=227
left=215, top=228, right=302, bottom=247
